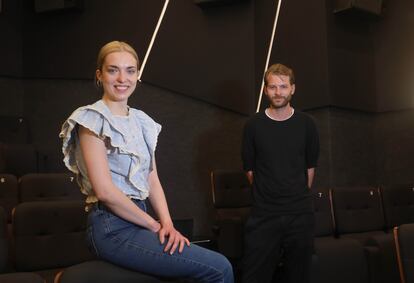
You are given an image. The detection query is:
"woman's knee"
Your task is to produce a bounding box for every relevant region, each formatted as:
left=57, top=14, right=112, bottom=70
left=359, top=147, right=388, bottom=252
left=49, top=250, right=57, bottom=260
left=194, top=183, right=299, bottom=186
left=221, top=256, right=234, bottom=282
left=209, top=252, right=234, bottom=282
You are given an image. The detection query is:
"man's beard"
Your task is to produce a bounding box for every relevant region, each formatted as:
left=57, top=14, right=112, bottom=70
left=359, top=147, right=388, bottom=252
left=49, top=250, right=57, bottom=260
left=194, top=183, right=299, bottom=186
left=269, top=94, right=292, bottom=109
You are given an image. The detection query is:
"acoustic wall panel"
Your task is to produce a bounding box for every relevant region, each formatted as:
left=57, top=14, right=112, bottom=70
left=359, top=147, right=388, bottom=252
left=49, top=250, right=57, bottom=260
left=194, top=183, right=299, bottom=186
left=334, top=0, right=383, bottom=16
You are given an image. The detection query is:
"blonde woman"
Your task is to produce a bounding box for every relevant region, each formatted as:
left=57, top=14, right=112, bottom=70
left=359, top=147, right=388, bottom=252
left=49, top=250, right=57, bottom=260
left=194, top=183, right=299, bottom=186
left=60, top=41, right=233, bottom=282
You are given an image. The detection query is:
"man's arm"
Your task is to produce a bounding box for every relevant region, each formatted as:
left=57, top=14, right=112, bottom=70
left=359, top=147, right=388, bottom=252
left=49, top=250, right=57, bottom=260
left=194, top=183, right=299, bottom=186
left=242, top=120, right=255, bottom=186
left=307, top=167, right=315, bottom=189
left=305, top=116, right=319, bottom=190
left=246, top=170, right=254, bottom=185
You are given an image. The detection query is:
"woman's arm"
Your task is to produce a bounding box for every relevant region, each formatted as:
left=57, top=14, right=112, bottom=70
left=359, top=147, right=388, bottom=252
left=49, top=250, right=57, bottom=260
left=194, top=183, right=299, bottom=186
left=148, top=159, right=190, bottom=254
left=79, top=126, right=160, bottom=232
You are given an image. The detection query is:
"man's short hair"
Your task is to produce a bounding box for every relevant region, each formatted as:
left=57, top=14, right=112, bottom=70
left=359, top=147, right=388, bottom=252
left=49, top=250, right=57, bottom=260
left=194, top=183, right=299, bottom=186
left=264, top=63, right=295, bottom=85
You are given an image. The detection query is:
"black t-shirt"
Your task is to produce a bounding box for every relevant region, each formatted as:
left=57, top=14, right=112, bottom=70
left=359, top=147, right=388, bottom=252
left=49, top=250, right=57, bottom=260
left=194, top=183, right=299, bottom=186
left=242, top=110, right=320, bottom=215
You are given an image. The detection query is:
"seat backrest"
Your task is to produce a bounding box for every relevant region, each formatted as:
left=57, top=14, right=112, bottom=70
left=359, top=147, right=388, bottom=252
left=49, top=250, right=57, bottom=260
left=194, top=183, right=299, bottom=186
left=0, top=174, right=18, bottom=223
left=332, top=186, right=385, bottom=235
left=19, top=173, right=84, bottom=203
left=210, top=170, right=253, bottom=260
left=0, top=206, right=8, bottom=273
left=0, top=116, right=30, bottom=144
left=210, top=170, right=253, bottom=226
left=0, top=143, right=37, bottom=177
left=313, top=188, right=335, bottom=237
left=381, top=184, right=414, bottom=230
left=394, top=223, right=414, bottom=283
left=211, top=170, right=252, bottom=209
left=13, top=200, right=94, bottom=271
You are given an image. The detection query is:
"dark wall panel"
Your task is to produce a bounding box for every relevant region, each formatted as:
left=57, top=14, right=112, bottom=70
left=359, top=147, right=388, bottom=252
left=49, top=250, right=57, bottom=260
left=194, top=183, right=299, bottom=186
left=0, top=0, right=23, bottom=77
left=253, top=0, right=277, bottom=112
left=22, top=0, right=255, bottom=115
left=372, top=1, right=414, bottom=112
left=22, top=0, right=162, bottom=80
left=0, top=0, right=24, bottom=115
left=307, top=109, right=332, bottom=188
left=262, top=0, right=330, bottom=111
left=143, top=1, right=255, bottom=115
left=326, top=0, right=414, bottom=113
left=375, top=110, right=414, bottom=185
left=0, top=78, right=24, bottom=116
left=329, top=109, right=377, bottom=186
left=326, top=0, right=377, bottom=112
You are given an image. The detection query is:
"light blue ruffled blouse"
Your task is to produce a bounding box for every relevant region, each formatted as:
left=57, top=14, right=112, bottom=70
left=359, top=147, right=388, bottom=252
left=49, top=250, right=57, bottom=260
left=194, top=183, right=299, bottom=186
left=59, top=100, right=161, bottom=204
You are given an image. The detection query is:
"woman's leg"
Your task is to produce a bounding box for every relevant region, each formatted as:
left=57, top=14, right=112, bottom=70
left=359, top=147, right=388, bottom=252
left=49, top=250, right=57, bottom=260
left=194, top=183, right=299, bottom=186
left=87, top=201, right=233, bottom=283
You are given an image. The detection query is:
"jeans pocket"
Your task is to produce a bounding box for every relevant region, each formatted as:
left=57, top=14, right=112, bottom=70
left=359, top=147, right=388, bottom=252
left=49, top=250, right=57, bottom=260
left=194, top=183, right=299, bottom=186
left=86, top=225, right=100, bottom=258
left=102, top=209, right=132, bottom=236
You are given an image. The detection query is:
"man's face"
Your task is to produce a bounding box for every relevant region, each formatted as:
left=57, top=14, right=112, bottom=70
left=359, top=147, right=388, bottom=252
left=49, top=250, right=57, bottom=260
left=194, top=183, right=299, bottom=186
left=264, top=74, right=295, bottom=109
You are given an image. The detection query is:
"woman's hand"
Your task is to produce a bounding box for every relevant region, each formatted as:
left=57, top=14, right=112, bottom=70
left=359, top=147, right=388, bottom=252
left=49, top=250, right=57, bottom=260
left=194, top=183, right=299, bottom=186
left=150, top=221, right=162, bottom=233
left=158, top=224, right=190, bottom=255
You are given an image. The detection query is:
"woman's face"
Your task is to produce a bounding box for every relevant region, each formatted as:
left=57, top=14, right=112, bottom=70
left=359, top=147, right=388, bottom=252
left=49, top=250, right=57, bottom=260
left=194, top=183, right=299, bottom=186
left=97, top=51, right=139, bottom=103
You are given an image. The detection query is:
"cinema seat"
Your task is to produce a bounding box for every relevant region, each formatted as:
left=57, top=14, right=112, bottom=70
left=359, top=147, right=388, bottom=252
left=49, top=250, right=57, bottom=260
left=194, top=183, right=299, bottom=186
left=0, top=174, right=18, bottom=223
left=54, top=260, right=180, bottom=283
left=12, top=201, right=94, bottom=282
left=0, top=205, right=44, bottom=283
left=18, top=173, right=84, bottom=203
left=394, top=223, right=414, bottom=283
left=210, top=170, right=252, bottom=260
left=311, top=188, right=369, bottom=283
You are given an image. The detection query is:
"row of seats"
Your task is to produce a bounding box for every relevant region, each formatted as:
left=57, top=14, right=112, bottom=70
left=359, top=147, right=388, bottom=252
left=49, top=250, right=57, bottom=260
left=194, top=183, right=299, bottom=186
left=0, top=172, right=194, bottom=282
left=0, top=201, right=191, bottom=283
left=210, top=170, right=414, bottom=283
left=0, top=173, right=83, bottom=222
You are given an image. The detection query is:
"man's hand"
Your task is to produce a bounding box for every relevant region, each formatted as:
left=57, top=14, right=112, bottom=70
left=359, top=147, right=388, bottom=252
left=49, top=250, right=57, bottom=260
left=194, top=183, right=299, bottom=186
left=246, top=171, right=254, bottom=185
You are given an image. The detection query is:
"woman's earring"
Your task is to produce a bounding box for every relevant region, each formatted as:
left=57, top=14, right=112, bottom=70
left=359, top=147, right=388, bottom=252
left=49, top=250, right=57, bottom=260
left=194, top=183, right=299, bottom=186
left=97, top=80, right=102, bottom=87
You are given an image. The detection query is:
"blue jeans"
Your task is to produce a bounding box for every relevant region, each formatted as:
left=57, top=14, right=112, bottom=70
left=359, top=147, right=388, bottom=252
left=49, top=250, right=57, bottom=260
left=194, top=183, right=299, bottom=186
left=86, top=199, right=234, bottom=283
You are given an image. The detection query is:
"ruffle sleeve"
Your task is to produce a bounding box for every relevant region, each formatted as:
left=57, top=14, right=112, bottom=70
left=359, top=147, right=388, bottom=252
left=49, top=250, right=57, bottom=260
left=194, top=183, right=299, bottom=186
left=59, top=100, right=161, bottom=197
left=131, top=108, right=162, bottom=171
